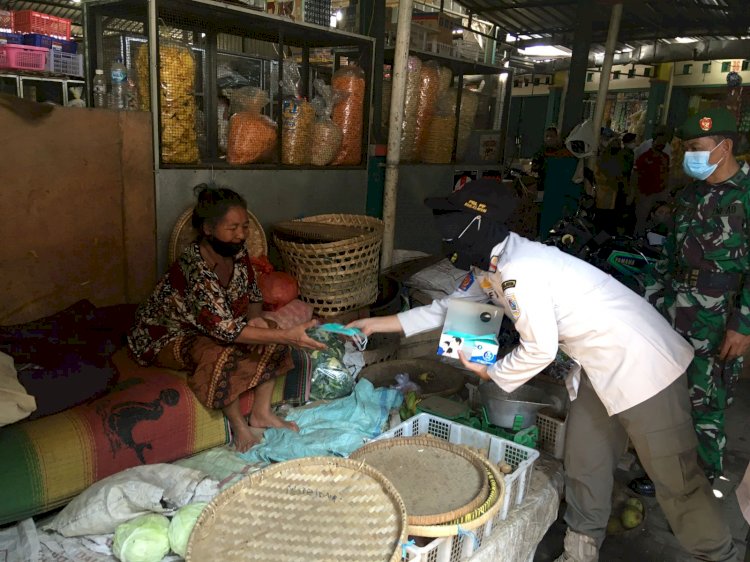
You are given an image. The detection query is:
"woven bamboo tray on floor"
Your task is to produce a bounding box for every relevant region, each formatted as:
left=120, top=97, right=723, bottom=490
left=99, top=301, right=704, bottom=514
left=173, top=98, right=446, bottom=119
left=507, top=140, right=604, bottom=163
left=349, top=436, right=493, bottom=528
left=185, top=457, right=408, bottom=562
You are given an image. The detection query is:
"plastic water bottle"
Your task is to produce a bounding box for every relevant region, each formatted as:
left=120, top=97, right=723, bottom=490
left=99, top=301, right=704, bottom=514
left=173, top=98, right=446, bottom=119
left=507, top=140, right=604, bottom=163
left=93, top=69, right=107, bottom=108
left=109, top=58, right=127, bottom=110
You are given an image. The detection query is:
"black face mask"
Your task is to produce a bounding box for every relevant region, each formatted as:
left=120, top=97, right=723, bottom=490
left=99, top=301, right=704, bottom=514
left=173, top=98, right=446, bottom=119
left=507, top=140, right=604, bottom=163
left=433, top=212, right=509, bottom=271
left=206, top=236, right=244, bottom=257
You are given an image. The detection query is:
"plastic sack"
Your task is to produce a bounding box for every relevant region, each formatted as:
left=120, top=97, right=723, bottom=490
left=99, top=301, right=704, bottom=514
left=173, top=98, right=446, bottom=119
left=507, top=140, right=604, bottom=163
left=390, top=373, right=422, bottom=395
left=113, top=513, right=170, bottom=562
left=281, top=59, right=302, bottom=98
left=307, top=328, right=354, bottom=401
left=310, top=79, right=343, bottom=166
left=227, top=113, right=277, bottom=164
left=565, top=119, right=597, bottom=158
left=414, top=61, right=441, bottom=158
left=331, top=65, right=366, bottom=165
left=217, top=64, right=251, bottom=89
left=400, top=56, right=422, bottom=162
left=257, top=271, right=299, bottom=311
left=282, top=97, right=315, bottom=165
left=136, top=41, right=199, bottom=164
left=168, top=502, right=207, bottom=558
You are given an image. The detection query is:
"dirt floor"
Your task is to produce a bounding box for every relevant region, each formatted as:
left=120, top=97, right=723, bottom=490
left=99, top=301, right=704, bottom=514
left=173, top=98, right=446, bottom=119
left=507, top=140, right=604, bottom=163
left=534, top=377, right=750, bottom=561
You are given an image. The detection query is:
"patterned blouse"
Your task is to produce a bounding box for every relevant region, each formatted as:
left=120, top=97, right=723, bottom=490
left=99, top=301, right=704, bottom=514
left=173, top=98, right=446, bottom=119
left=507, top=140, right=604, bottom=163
left=128, top=242, right=263, bottom=365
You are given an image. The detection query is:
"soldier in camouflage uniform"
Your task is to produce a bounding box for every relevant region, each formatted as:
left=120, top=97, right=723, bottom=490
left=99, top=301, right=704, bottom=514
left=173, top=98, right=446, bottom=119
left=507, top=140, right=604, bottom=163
left=646, top=108, right=750, bottom=481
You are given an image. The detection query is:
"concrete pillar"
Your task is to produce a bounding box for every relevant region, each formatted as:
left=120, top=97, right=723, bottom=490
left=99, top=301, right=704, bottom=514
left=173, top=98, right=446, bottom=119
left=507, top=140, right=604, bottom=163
left=545, top=85, right=563, bottom=129
left=560, top=0, right=594, bottom=137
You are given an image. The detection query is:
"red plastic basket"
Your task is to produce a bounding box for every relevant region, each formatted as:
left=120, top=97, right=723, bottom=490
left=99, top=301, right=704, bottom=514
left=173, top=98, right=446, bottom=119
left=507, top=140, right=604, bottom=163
left=0, top=10, right=13, bottom=31
left=0, top=44, right=48, bottom=71
left=12, top=10, right=71, bottom=40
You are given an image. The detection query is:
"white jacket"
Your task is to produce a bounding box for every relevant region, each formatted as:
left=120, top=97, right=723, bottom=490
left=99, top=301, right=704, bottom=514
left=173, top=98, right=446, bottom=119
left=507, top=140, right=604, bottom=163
left=398, top=233, right=694, bottom=415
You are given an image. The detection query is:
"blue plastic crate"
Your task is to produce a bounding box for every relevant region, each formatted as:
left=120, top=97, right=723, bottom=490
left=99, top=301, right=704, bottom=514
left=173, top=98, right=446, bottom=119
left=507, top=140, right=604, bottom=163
left=0, top=32, right=23, bottom=45
left=22, top=33, right=77, bottom=53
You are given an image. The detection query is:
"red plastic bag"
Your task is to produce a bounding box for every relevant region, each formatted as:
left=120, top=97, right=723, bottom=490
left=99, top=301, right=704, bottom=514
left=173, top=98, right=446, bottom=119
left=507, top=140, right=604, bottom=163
left=258, top=271, right=299, bottom=311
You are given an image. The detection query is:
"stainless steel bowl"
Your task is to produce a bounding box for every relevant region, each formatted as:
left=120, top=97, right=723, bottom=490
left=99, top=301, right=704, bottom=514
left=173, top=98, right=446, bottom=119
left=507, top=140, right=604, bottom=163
left=479, top=382, right=552, bottom=429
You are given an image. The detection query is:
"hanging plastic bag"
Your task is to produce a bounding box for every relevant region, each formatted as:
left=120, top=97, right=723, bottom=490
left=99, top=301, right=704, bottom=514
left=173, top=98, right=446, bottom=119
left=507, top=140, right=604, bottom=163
left=414, top=61, right=441, bottom=158
left=331, top=65, right=366, bottom=166
left=307, top=328, right=355, bottom=401
left=226, top=88, right=277, bottom=164
left=282, top=97, right=315, bottom=165
left=310, top=79, right=344, bottom=166
left=565, top=119, right=597, bottom=158
left=281, top=59, right=302, bottom=98
left=217, top=64, right=251, bottom=89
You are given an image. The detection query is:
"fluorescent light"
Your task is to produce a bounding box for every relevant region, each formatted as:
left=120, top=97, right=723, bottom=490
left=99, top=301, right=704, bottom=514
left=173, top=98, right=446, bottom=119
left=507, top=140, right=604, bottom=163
left=674, top=37, right=697, bottom=43
left=336, top=10, right=343, bottom=21
left=330, top=14, right=337, bottom=27
left=518, top=45, right=571, bottom=57
left=505, top=34, right=518, bottom=42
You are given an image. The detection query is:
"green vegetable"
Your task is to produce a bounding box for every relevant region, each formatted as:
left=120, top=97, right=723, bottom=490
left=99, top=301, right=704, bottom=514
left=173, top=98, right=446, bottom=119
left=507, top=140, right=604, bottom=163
left=308, top=330, right=354, bottom=401
left=113, top=513, right=170, bottom=562
left=168, top=502, right=207, bottom=558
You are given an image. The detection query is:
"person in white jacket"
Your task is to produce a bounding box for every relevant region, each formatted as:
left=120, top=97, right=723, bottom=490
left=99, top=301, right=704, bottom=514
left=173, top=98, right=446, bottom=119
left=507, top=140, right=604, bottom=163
left=350, top=179, right=737, bottom=562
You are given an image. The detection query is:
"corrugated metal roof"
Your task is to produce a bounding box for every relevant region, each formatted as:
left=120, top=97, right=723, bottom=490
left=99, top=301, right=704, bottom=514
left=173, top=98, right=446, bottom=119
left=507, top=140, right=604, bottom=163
left=456, top=0, right=750, bottom=46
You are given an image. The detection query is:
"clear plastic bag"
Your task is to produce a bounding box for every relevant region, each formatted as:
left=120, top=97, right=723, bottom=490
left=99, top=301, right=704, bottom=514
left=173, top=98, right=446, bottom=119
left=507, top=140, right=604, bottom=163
left=310, top=79, right=343, bottom=166
left=217, top=64, right=251, bottom=89
left=438, top=87, right=479, bottom=161
left=331, top=65, right=366, bottom=166
left=390, top=373, right=422, bottom=395
left=136, top=41, right=199, bottom=164
left=307, top=328, right=355, bottom=401
left=414, top=61, right=441, bottom=159
left=422, top=110, right=456, bottom=163
left=226, top=87, right=277, bottom=164
left=224, top=86, right=269, bottom=115
left=400, top=56, right=422, bottom=162
left=281, top=59, right=301, bottom=98
left=282, top=97, right=315, bottom=165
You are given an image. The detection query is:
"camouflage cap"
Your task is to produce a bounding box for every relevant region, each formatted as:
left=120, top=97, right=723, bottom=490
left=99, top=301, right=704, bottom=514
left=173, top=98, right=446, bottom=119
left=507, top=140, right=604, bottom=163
left=680, top=107, right=737, bottom=140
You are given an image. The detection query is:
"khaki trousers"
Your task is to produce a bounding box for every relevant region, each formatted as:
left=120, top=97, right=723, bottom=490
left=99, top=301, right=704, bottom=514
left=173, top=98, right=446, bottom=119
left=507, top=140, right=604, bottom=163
left=564, top=373, right=737, bottom=561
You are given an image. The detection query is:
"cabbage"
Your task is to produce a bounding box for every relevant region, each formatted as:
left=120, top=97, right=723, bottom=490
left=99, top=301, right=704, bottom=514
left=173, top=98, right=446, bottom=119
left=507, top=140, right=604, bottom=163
left=168, top=502, right=208, bottom=558
left=113, top=513, right=170, bottom=562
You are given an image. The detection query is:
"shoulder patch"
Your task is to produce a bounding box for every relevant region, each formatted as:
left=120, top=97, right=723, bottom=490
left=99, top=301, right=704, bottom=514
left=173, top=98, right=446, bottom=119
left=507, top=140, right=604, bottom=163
left=501, top=280, right=516, bottom=291
left=506, top=292, right=521, bottom=319
left=458, top=272, right=475, bottom=292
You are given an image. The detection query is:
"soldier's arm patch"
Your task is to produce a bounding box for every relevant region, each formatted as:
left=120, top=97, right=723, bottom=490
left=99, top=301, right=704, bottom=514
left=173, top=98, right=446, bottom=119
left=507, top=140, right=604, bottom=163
left=502, top=280, right=516, bottom=291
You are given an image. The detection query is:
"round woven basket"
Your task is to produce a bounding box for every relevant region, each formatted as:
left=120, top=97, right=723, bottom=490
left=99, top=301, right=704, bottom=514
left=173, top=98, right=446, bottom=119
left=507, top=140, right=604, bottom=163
left=273, top=214, right=384, bottom=317
left=349, top=436, right=491, bottom=528
left=168, top=207, right=268, bottom=264
left=358, top=359, right=467, bottom=398
left=185, top=457, right=408, bottom=562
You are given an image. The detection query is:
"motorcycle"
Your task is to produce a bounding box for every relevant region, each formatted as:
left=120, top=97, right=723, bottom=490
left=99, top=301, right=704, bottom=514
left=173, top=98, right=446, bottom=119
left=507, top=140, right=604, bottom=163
left=544, top=194, right=661, bottom=295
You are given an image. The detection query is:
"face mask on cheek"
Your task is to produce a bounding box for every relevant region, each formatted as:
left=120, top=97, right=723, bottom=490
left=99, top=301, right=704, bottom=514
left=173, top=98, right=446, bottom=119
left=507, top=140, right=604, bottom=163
left=206, top=236, right=244, bottom=257
left=683, top=139, right=725, bottom=180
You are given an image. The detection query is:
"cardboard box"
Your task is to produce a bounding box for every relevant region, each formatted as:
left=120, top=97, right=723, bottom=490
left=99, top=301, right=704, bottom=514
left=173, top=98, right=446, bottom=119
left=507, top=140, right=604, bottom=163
left=437, top=300, right=502, bottom=365
left=411, top=12, right=459, bottom=45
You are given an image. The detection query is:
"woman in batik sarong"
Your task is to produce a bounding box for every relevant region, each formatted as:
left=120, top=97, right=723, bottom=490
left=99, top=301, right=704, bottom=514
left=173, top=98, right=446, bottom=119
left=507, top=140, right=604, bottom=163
left=128, top=184, right=324, bottom=452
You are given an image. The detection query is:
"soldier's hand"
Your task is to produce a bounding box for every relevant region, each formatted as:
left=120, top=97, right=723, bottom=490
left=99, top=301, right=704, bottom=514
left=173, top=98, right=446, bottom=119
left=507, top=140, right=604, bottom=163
left=718, top=329, right=750, bottom=360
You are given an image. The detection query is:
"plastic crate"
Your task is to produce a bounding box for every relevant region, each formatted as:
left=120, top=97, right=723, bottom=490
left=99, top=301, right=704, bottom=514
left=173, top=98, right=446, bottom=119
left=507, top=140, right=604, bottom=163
left=0, top=44, right=47, bottom=71
left=0, top=10, right=12, bottom=31
left=46, top=49, right=83, bottom=77
left=12, top=10, right=71, bottom=40
left=536, top=411, right=567, bottom=460
left=22, top=33, right=77, bottom=53
left=375, top=413, right=539, bottom=521
left=376, top=414, right=540, bottom=562
left=0, top=31, right=23, bottom=45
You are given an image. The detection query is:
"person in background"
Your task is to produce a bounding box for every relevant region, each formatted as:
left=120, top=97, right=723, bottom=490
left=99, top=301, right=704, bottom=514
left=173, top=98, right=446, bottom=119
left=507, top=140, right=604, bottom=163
left=635, top=124, right=674, bottom=161
left=128, top=184, right=324, bottom=452
left=531, top=126, right=572, bottom=191
left=348, top=179, right=737, bottom=562
left=633, top=129, right=671, bottom=236
left=594, top=130, right=627, bottom=234
left=645, top=108, right=750, bottom=484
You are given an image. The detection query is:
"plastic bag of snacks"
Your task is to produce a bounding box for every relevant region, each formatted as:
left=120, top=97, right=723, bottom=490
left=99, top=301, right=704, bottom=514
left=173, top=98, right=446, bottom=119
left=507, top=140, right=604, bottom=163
left=400, top=56, right=422, bottom=162
left=310, top=79, right=344, bottom=166
left=422, top=110, right=456, bottom=163
left=414, top=61, right=441, bottom=159
left=307, top=328, right=354, bottom=401
left=438, top=87, right=479, bottom=161
left=437, top=65, right=453, bottom=93
left=227, top=88, right=277, bottom=165
left=331, top=65, right=366, bottom=166
left=136, top=41, right=199, bottom=164
left=282, top=98, right=315, bottom=165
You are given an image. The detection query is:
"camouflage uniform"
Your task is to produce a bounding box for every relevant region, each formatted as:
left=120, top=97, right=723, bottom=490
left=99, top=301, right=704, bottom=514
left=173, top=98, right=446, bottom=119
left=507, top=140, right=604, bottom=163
left=646, top=160, right=750, bottom=479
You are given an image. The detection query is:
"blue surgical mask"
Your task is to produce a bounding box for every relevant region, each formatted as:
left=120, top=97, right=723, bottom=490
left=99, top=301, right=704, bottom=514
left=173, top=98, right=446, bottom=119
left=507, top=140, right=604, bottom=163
left=682, top=139, right=725, bottom=180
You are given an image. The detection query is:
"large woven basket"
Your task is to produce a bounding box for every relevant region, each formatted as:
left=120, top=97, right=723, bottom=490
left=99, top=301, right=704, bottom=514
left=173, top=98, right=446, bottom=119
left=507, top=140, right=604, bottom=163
left=168, top=206, right=268, bottom=264
left=185, top=457, right=408, bottom=562
left=273, top=214, right=384, bottom=317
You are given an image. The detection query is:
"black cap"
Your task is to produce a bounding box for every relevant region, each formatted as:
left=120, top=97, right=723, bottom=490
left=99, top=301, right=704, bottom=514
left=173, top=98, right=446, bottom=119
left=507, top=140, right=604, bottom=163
left=424, top=179, right=519, bottom=223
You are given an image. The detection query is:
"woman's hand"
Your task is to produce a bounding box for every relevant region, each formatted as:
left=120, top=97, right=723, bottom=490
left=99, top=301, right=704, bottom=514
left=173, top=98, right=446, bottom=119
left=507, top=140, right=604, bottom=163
left=458, top=351, right=492, bottom=381
left=347, top=315, right=403, bottom=337
left=283, top=320, right=327, bottom=351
